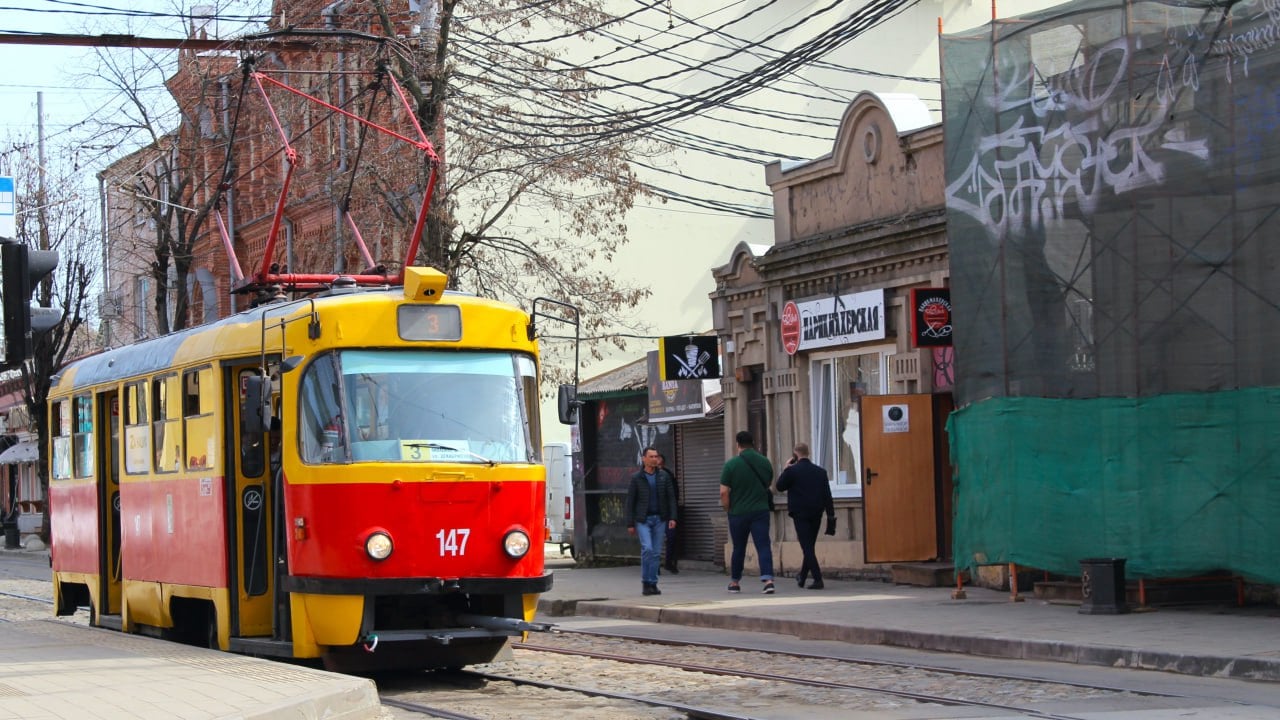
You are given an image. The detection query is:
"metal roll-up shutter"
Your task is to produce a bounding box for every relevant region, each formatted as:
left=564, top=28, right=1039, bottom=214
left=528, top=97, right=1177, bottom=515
left=675, top=419, right=726, bottom=565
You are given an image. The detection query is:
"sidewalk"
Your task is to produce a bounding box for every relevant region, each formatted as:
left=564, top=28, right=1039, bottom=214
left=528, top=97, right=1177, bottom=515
left=0, top=619, right=380, bottom=720
left=536, top=562, right=1280, bottom=682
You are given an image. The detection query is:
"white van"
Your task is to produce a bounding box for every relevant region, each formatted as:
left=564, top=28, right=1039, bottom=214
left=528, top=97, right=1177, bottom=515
left=543, top=443, right=574, bottom=557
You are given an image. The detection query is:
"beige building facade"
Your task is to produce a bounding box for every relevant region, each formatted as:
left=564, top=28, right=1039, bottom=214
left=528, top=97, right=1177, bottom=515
left=711, top=92, right=953, bottom=577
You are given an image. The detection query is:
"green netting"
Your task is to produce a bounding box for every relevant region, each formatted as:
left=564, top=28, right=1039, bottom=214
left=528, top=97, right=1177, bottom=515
left=950, top=392, right=1280, bottom=583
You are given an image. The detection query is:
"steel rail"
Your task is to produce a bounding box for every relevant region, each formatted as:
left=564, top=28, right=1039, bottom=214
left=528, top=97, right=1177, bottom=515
left=513, top=641, right=1095, bottom=720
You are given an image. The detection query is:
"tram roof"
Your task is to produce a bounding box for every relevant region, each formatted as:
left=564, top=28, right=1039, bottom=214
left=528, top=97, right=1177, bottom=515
left=54, top=298, right=307, bottom=391
left=54, top=288, right=527, bottom=393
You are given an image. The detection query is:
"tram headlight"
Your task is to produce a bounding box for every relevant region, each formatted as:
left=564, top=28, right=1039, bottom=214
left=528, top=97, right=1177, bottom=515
left=502, top=529, right=531, bottom=558
left=365, top=531, right=394, bottom=561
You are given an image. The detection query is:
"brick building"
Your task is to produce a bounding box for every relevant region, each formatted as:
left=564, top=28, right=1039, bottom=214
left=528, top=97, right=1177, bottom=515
left=101, top=1, right=435, bottom=346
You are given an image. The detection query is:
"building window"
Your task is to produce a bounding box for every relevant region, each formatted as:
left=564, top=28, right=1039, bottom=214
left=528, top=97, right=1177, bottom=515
left=810, top=346, right=890, bottom=498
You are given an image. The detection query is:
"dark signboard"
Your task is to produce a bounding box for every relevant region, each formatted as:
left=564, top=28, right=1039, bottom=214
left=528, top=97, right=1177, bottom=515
left=658, top=335, right=720, bottom=381
left=647, top=351, right=706, bottom=423
left=911, top=288, right=953, bottom=347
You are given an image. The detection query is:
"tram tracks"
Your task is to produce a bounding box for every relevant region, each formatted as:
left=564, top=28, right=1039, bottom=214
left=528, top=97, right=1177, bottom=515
left=505, top=638, right=1106, bottom=720
left=527, top=627, right=1182, bottom=698
left=0, top=588, right=54, bottom=605
left=379, top=629, right=1167, bottom=720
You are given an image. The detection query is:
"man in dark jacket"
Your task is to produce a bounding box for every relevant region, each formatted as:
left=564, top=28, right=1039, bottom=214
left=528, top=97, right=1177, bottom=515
left=626, top=447, right=678, bottom=595
left=775, top=442, right=836, bottom=589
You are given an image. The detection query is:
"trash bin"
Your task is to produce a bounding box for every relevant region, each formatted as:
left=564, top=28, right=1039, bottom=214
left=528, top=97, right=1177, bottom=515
left=3, top=522, right=18, bottom=550
left=1079, top=557, right=1128, bottom=614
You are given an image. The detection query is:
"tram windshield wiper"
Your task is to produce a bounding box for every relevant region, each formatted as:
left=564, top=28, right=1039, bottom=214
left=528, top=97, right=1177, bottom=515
left=404, top=442, right=496, bottom=467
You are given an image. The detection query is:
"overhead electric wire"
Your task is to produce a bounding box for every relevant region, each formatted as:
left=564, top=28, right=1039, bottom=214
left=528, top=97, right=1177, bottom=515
left=450, top=20, right=854, bottom=130
left=458, top=0, right=848, bottom=96
left=447, top=0, right=920, bottom=138
left=7, top=0, right=272, bottom=22
left=662, top=2, right=940, bottom=85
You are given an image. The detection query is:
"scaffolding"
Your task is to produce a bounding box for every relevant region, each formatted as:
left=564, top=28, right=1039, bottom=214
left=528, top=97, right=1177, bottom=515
left=942, top=0, right=1280, bottom=583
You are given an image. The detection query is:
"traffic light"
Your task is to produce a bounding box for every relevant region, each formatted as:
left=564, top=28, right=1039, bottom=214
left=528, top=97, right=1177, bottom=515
left=1, top=239, right=62, bottom=369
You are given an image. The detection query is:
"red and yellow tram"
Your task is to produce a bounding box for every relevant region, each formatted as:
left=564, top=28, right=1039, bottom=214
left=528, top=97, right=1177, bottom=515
left=49, top=268, right=575, bottom=670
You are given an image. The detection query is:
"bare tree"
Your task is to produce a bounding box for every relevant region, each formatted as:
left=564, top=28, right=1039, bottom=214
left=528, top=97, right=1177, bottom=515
left=0, top=143, right=96, bottom=542
left=361, top=0, right=658, bottom=371
left=90, top=43, right=236, bottom=338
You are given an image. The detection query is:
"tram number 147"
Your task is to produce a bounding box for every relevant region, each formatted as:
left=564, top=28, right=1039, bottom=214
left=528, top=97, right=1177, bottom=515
left=436, top=528, right=470, bottom=556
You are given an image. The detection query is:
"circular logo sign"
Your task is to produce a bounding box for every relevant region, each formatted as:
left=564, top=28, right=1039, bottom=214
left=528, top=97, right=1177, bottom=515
left=921, top=299, right=951, bottom=332
left=243, top=489, right=263, bottom=512
left=780, top=301, right=801, bottom=355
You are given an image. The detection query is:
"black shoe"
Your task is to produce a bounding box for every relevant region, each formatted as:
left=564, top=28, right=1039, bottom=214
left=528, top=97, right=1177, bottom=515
left=651, top=584, right=661, bottom=595
left=643, top=583, right=657, bottom=595
left=727, top=582, right=741, bottom=593
left=808, top=581, right=825, bottom=590
left=797, top=576, right=806, bottom=588
left=762, top=580, right=775, bottom=594
left=665, top=563, right=679, bottom=574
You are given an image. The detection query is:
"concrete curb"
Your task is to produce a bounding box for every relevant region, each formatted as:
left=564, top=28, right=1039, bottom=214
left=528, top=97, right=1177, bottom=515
left=543, top=599, right=1280, bottom=683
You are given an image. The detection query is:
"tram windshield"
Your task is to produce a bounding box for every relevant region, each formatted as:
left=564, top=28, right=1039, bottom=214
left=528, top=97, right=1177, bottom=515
left=298, top=350, right=538, bottom=465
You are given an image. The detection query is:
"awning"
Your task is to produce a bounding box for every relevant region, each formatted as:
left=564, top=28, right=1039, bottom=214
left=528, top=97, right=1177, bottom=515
left=0, top=441, right=38, bottom=464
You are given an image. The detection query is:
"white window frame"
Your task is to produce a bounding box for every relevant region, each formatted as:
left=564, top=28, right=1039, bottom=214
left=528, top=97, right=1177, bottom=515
left=809, top=343, right=894, bottom=499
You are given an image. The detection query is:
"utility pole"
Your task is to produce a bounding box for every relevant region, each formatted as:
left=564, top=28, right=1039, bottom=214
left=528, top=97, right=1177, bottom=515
left=37, top=92, right=48, bottom=257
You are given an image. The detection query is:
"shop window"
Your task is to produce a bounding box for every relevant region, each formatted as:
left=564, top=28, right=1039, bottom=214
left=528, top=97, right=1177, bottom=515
left=810, top=348, right=888, bottom=497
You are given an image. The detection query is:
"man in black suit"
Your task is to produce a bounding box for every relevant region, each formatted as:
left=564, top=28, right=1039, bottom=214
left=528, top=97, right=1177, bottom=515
left=775, top=442, right=836, bottom=589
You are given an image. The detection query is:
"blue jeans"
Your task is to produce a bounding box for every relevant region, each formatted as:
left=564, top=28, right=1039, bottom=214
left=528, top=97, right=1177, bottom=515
left=728, top=510, right=773, bottom=583
left=635, top=514, right=666, bottom=584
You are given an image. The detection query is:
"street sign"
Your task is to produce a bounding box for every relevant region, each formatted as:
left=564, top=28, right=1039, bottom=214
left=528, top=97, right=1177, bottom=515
left=780, top=301, right=800, bottom=355
left=0, top=176, right=14, bottom=238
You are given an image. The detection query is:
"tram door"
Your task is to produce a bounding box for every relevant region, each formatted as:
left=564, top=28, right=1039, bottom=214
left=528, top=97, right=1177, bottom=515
left=230, top=365, right=274, bottom=637
left=96, top=389, right=122, bottom=615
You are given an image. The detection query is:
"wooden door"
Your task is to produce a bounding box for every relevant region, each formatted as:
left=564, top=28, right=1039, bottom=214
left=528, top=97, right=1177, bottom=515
left=861, top=394, right=937, bottom=563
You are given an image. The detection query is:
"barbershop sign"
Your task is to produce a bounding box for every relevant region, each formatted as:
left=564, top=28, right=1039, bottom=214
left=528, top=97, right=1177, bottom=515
left=782, top=289, right=885, bottom=354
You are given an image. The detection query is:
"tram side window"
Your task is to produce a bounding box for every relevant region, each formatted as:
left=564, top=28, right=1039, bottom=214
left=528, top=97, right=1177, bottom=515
left=50, top=399, right=72, bottom=480
left=73, top=394, right=95, bottom=478
left=517, top=355, right=541, bottom=461
left=299, top=352, right=349, bottom=464
left=123, top=382, right=151, bottom=475
left=183, top=367, right=217, bottom=472
left=152, top=374, right=182, bottom=474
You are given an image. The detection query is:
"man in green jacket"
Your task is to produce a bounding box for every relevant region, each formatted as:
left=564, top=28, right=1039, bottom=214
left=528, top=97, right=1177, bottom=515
left=719, top=430, right=775, bottom=594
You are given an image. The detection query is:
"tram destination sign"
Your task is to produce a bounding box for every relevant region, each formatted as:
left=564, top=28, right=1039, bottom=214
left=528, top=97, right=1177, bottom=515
left=786, top=289, right=886, bottom=352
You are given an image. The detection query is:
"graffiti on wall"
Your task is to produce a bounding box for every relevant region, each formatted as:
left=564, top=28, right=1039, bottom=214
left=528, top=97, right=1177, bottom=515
left=945, top=28, right=1221, bottom=237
